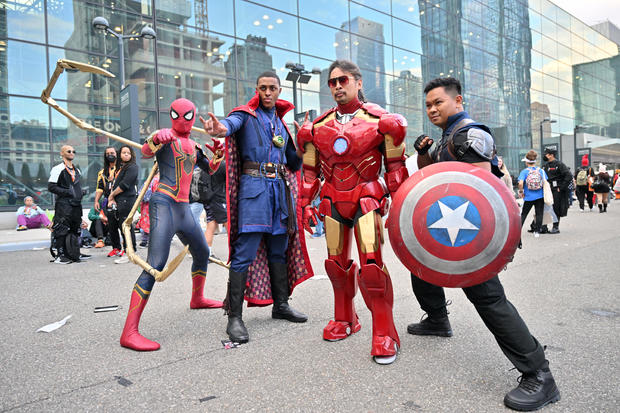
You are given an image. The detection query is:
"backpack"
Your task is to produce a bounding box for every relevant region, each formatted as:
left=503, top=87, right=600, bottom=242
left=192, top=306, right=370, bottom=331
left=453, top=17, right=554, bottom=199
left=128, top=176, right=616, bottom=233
left=576, top=169, right=588, bottom=186
left=525, top=167, right=543, bottom=190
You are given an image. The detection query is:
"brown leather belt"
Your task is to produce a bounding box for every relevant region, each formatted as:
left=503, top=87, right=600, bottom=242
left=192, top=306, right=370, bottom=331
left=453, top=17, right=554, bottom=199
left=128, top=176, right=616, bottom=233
left=241, top=161, right=295, bottom=234
left=242, top=161, right=286, bottom=179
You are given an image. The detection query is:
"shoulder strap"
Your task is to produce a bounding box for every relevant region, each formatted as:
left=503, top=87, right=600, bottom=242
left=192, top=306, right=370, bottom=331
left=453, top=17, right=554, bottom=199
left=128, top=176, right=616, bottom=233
left=448, top=118, right=475, bottom=142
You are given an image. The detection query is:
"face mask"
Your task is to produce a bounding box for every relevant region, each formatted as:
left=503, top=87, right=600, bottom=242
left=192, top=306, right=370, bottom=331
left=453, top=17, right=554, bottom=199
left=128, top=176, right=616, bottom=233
left=106, top=155, right=116, bottom=163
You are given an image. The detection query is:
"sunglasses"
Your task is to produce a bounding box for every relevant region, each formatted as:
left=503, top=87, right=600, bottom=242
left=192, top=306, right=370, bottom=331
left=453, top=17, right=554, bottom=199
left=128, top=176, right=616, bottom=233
left=327, top=75, right=353, bottom=88
left=66, top=150, right=76, bottom=154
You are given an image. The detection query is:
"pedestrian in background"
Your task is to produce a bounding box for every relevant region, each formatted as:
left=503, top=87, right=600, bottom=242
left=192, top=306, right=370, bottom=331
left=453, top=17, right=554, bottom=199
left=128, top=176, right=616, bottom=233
left=48, top=145, right=90, bottom=264
left=574, top=154, right=594, bottom=212
left=107, top=145, right=139, bottom=264
left=518, top=150, right=547, bottom=237
left=136, top=172, right=159, bottom=248
left=498, top=156, right=513, bottom=193
left=593, top=163, right=611, bottom=213
left=16, top=196, right=52, bottom=231
left=542, top=148, right=571, bottom=234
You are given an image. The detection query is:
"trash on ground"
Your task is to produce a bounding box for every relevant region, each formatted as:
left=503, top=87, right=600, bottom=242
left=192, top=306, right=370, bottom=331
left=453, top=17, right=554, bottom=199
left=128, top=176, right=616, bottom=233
left=221, top=339, right=240, bottom=349
left=94, top=305, right=119, bottom=313
left=36, top=314, right=72, bottom=333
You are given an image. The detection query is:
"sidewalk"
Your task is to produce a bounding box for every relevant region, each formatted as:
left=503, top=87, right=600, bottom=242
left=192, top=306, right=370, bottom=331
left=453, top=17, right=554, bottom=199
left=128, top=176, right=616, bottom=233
left=0, top=227, right=52, bottom=252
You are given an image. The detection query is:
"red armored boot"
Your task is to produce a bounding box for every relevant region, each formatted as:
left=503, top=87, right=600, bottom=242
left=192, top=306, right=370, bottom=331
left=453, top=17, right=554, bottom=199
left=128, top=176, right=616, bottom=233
left=323, top=259, right=361, bottom=341
left=189, top=270, right=223, bottom=309
left=120, top=285, right=160, bottom=351
left=358, top=263, right=400, bottom=364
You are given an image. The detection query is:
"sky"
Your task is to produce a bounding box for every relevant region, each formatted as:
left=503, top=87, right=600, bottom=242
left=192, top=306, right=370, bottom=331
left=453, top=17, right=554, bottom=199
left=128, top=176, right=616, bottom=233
left=554, top=0, right=620, bottom=28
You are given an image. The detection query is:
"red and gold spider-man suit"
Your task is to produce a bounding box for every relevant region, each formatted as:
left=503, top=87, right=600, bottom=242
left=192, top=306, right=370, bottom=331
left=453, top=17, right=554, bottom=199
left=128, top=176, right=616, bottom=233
left=297, top=98, right=408, bottom=363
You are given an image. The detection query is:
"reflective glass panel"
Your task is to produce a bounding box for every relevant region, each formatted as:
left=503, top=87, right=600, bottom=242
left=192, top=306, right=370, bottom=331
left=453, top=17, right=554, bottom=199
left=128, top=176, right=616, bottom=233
left=3, top=0, right=46, bottom=42
left=0, top=153, right=53, bottom=207
left=1, top=96, right=49, bottom=153
left=48, top=47, right=119, bottom=106
left=235, top=0, right=298, bottom=51
left=349, top=3, right=392, bottom=45
left=299, top=0, right=349, bottom=29
left=6, top=40, right=47, bottom=96
left=299, top=19, right=349, bottom=61
left=391, top=3, right=421, bottom=26
left=155, top=0, right=234, bottom=37
left=392, top=19, right=422, bottom=54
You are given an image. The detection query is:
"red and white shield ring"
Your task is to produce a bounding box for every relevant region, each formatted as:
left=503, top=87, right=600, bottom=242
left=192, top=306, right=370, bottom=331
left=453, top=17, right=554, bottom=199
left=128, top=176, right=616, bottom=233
left=388, top=161, right=521, bottom=288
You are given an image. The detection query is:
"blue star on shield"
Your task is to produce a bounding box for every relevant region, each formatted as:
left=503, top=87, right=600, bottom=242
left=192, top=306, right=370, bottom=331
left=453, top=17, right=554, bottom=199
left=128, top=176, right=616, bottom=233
left=426, top=196, right=481, bottom=247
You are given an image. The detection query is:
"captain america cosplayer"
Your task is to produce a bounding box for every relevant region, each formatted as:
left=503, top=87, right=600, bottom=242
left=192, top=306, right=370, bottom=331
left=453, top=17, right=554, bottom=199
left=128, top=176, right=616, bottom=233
left=200, top=71, right=313, bottom=344
left=119, top=98, right=223, bottom=352
left=412, top=77, right=560, bottom=411
left=296, top=60, right=408, bottom=364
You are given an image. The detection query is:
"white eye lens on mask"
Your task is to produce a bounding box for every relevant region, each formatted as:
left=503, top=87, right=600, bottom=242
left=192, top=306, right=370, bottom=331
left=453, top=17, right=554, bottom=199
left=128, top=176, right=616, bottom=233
left=184, top=110, right=194, bottom=121
left=170, top=109, right=179, bottom=119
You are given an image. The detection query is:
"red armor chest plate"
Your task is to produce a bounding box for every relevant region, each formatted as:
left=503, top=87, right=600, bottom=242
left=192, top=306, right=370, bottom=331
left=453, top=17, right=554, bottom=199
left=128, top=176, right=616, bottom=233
left=314, top=116, right=383, bottom=191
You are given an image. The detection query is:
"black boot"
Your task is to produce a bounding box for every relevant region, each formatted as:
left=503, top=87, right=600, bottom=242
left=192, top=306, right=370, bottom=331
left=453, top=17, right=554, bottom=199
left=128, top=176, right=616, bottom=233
left=504, top=362, right=560, bottom=411
left=269, top=262, right=308, bottom=323
left=225, top=269, right=249, bottom=343
left=407, top=314, right=453, bottom=337
left=548, top=223, right=560, bottom=234
left=603, top=204, right=607, bottom=212
left=539, top=225, right=549, bottom=234
left=599, top=204, right=603, bottom=213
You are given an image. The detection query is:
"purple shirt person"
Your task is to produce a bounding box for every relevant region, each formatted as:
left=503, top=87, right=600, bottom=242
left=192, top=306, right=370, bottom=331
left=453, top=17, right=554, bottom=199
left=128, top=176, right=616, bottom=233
left=16, top=196, right=51, bottom=231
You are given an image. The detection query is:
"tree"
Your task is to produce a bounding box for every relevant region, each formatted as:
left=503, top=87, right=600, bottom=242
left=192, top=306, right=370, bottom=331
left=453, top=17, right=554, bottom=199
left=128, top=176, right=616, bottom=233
left=37, top=162, right=47, bottom=183
left=6, top=162, right=15, bottom=181
left=21, top=163, right=33, bottom=189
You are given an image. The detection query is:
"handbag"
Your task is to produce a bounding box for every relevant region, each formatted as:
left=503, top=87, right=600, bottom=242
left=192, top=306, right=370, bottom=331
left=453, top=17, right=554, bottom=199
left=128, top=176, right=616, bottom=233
left=543, top=179, right=554, bottom=206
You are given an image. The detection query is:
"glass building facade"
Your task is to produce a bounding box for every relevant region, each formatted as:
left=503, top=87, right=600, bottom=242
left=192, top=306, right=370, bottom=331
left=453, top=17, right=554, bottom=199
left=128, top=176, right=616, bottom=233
left=1, top=0, right=618, bottom=209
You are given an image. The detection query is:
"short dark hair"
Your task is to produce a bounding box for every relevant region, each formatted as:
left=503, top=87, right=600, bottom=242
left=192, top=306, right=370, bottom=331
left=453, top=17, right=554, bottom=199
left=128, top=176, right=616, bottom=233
left=328, top=59, right=366, bottom=102
left=424, top=77, right=462, bottom=96
left=256, top=71, right=280, bottom=86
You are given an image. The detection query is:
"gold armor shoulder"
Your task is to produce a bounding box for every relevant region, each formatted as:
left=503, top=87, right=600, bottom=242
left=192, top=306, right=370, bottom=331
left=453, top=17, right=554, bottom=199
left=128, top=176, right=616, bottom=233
left=313, top=111, right=337, bottom=129
left=354, top=109, right=380, bottom=123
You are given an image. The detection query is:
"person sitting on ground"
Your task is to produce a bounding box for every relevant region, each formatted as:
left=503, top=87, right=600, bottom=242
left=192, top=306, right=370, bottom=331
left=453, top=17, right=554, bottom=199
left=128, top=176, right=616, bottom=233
left=16, top=196, right=52, bottom=231
left=88, top=205, right=108, bottom=248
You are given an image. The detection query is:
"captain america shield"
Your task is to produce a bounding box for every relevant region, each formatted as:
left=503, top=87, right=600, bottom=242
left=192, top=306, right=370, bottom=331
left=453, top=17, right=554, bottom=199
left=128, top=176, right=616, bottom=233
left=387, top=161, right=521, bottom=288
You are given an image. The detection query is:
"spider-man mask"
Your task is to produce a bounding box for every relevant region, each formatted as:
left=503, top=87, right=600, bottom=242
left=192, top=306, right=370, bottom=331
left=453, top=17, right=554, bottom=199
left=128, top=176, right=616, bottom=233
left=169, top=98, right=196, bottom=136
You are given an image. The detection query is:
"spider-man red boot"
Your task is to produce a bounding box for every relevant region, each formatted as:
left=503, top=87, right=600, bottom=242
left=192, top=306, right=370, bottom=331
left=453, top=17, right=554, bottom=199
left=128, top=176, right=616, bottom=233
left=189, top=270, right=223, bottom=309
left=120, top=285, right=160, bottom=351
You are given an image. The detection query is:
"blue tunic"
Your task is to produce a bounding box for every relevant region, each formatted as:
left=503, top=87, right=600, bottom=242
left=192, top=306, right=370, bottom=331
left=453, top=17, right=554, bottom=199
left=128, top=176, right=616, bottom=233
left=220, top=106, right=302, bottom=235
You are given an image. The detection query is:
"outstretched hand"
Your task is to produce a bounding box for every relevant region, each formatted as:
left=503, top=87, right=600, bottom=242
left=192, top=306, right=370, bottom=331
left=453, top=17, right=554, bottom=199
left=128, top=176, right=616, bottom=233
left=293, top=111, right=310, bottom=132
left=199, top=112, right=228, bottom=137
left=205, top=138, right=224, bottom=159
left=153, top=128, right=174, bottom=145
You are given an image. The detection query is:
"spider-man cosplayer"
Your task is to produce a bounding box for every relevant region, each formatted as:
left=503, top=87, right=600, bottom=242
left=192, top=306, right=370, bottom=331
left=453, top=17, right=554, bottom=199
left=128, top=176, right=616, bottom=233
left=120, top=98, right=223, bottom=351
left=297, top=60, right=408, bottom=364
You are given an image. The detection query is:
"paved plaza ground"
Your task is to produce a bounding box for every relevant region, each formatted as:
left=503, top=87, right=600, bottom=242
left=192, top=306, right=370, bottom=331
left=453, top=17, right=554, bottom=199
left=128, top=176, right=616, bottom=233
left=0, top=202, right=618, bottom=412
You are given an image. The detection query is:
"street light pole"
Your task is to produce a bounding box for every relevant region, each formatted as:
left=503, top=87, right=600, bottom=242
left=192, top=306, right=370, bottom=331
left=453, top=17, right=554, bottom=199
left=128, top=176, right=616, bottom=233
left=539, top=118, right=556, bottom=153
left=285, top=62, right=321, bottom=121
left=92, top=17, right=156, bottom=89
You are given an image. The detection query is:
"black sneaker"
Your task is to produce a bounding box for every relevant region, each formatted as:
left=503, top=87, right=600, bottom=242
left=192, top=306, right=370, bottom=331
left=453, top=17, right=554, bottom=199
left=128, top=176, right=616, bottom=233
left=54, top=256, right=72, bottom=265
left=79, top=254, right=92, bottom=260
left=504, top=366, right=560, bottom=411
left=139, top=240, right=148, bottom=248
left=548, top=227, right=560, bottom=234
left=407, top=314, right=453, bottom=337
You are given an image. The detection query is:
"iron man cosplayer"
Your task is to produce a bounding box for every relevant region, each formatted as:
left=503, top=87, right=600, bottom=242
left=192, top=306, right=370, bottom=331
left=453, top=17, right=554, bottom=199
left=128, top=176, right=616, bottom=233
left=296, top=60, right=408, bottom=364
